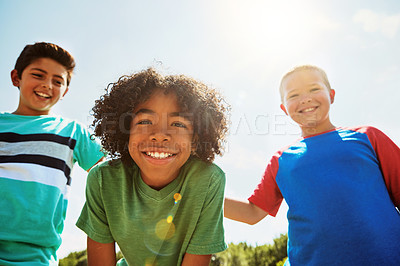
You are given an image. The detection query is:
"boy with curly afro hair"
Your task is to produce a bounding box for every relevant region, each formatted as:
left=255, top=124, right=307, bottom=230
left=77, top=68, right=230, bottom=266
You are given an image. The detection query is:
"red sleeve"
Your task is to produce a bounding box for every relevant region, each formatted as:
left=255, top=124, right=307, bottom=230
left=356, top=126, right=400, bottom=207
left=248, top=152, right=283, bottom=217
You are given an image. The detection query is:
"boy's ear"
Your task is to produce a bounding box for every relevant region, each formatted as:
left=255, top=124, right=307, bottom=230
left=280, top=104, right=288, bottom=115
left=330, top=89, right=335, bottom=104
left=61, top=87, right=69, bottom=99
left=11, top=70, right=20, bottom=87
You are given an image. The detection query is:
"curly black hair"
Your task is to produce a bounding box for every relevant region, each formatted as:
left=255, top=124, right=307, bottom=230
left=92, top=68, right=230, bottom=164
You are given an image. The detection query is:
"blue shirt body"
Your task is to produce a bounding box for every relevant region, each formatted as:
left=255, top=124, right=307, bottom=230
left=250, top=127, right=400, bottom=265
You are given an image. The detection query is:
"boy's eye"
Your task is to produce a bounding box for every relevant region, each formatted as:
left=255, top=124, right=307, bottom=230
left=53, top=80, right=64, bottom=86
left=137, top=120, right=152, bottom=125
left=32, top=73, right=42, bottom=78
left=311, top=88, right=320, bottom=92
left=171, top=122, right=187, bottom=128
left=288, top=94, right=298, bottom=99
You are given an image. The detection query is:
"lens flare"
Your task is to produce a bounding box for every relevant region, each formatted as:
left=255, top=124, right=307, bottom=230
left=155, top=218, right=175, bottom=240
left=173, top=193, right=182, bottom=204
left=145, top=257, right=157, bottom=266
left=167, top=215, right=173, bottom=224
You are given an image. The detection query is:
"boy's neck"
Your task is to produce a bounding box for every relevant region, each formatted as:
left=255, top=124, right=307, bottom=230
left=301, top=123, right=336, bottom=137
left=140, top=170, right=180, bottom=191
left=13, top=105, right=51, bottom=116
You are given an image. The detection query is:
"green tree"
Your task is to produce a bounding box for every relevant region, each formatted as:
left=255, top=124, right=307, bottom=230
left=59, top=250, right=86, bottom=266
left=276, top=257, right=288, bottom=266
left=211, top=233, right=288, bottom=266
left=59, top=250, right=123, bottom=266
left=60, top=234, right=288, bottom=266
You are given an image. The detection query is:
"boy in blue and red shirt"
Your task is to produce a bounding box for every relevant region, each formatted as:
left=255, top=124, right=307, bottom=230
left=224, top=65, right=400, bottom=265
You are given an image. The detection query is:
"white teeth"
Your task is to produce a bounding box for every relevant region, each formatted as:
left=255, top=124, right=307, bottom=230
left=35, top=92, right=51, bottom=98
left=146, top=152, right=173, bottom=159
left=303, top=107, right=315, bottom=112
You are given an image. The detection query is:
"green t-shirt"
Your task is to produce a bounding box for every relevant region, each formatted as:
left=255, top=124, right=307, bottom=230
left=76, top=157, right=227, bottom=265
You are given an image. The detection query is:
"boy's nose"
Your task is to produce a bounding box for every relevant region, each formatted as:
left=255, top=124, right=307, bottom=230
left=149, top=127, right=171, bottom=142
left=300, top=94, right=312, bottom=104
left=41, top=79, right=52, bottom=90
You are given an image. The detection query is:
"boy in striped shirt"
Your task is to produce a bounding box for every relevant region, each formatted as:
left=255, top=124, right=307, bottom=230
left=0, top=42, right=104, bottom=265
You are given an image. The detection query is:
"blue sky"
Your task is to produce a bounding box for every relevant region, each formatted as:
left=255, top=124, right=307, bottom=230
left=1, top=0, right=400, bottom=259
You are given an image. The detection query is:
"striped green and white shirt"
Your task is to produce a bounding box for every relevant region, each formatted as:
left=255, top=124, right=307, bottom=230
left=0, top=113, right=103, bottom=265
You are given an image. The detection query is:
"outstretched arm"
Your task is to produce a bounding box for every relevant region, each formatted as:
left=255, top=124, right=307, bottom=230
left=224, top=197, right=268, bottom=225
left=182, top=253, right=211, bottom=266
left=87, top=237, right=116, bottom=266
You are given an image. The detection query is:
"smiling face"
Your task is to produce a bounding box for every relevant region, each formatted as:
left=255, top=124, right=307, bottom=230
left=11, top=57, right=69, bottom=116
left=280, top=69, right=336, bottom=137
left=128, top=89, right=195, bottom=190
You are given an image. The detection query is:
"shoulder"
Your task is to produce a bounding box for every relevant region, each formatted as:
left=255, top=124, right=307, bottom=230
left=0, top=114, right=76, bottom=135
left=182, top=157, right=226, bottom=187
left=0, top=112, right=11, bottom=117
left=87, top=159, right=119, bottom=185
left=53, top=116, right=99, bottom=145
left=186, top=157, right=225, bottom=176
left=271, top=138, right=304, bottom=159
left=264, top=138, right=310, bottom=172
left=28, top=115, right=84, bottom=134
left=91, top=159, right=125, bottom=174
left=341, top=125, right=390, bottom=140
left=55, top=116, right=89, bottom=132
left=342, top=125, right=381, bottom=134
left=90, top=159, right=137, bottom=179
left=182, top=159, right=226, bottom=204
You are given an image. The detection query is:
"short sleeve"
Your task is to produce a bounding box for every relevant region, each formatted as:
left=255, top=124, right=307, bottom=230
left=185, top=169, right=227, bottom=255
left=76, top=165, right=114, bottom=243
left=248, top=152, right=283, bottom=217
left=73, top=123, right=104, bottom=171
left=361, top=126, right=400, bottom=207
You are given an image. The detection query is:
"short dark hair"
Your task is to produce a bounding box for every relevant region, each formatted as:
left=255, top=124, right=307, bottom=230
left=14, top=42, right=75, bottom=86
left=92, top=68, right=230, bottom=164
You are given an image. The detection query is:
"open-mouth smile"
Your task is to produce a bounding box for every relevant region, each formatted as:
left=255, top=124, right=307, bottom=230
left=143, top=151, right=175, bottom=159
left=299, top=107, right=317, bottom=113
left=34, top=91, right=51, bottom=99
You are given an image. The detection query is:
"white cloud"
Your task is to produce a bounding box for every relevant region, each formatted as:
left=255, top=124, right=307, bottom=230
left=353, top=9, right=400, bottom=38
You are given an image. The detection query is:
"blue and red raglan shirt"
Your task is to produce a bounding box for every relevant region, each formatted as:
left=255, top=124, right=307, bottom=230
left=249, top=126, right=400, bottom=265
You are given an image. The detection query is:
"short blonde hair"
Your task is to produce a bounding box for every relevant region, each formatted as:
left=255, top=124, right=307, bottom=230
left=279, top=65, right=332, bottom=102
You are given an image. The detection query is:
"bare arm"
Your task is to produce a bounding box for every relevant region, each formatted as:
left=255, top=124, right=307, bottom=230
left=87, top=237, right=116, bottom=266
left=181, top=253, right=211, bottom=266
left=224, top=197, right=268, bottom=225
